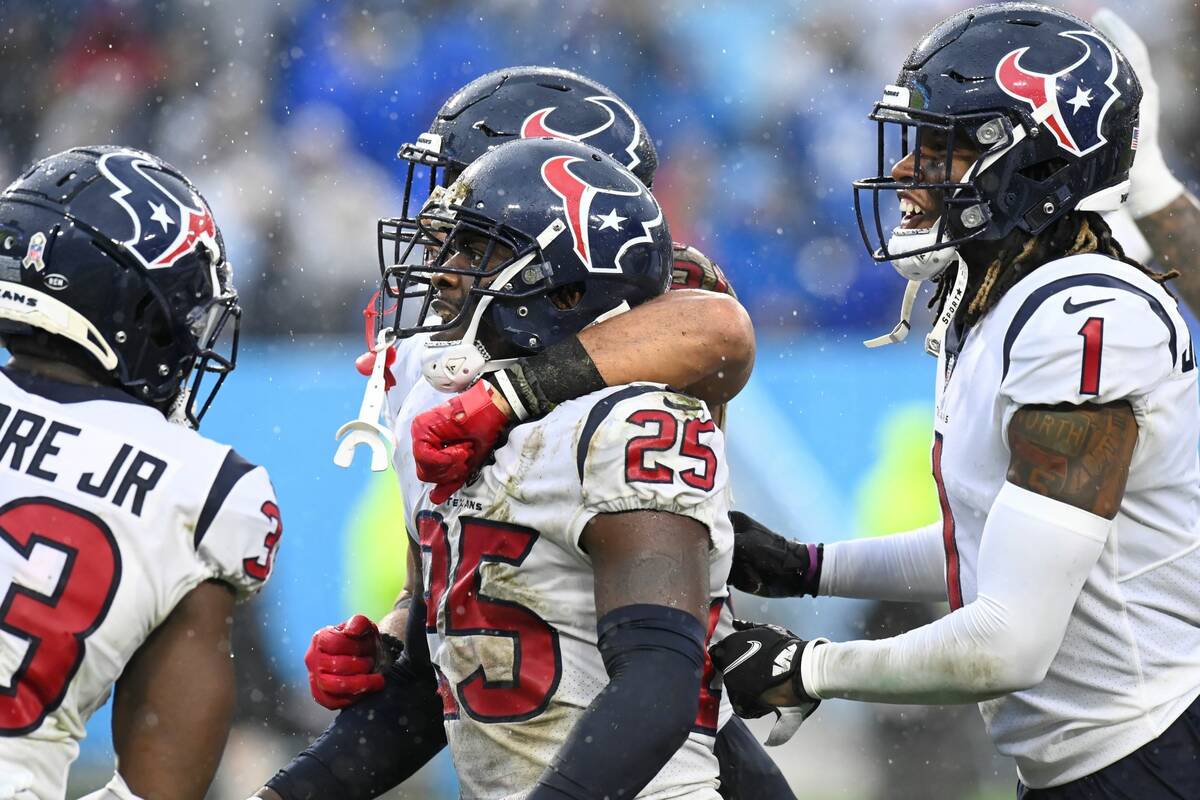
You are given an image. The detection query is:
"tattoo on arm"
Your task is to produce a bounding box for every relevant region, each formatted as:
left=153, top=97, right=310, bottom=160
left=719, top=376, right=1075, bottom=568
left=1007, top=402, right=1138, bottom=518
left=1135, top=192, right=1200, bottom=304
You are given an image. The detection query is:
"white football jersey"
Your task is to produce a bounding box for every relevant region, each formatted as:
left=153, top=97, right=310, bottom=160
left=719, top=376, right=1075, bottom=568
left=386, top=339, right=732, bottom=800
left=0, top=368, right=281, bottom=800
left=931, top=253, right=1200, bottom=787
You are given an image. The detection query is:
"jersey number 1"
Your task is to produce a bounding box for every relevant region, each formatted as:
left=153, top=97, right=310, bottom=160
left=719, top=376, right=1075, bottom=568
left=1078, top=317, right=1104, bottom=396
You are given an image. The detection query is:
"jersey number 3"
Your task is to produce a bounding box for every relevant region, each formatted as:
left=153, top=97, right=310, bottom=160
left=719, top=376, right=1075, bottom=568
left=0, top=498, right=121, bottom=735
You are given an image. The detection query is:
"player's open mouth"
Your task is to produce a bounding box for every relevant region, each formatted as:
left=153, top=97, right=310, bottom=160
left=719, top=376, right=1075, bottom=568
left=899, top=196, right=935, bottom=230
left=431, top=297, right=460, bottom=323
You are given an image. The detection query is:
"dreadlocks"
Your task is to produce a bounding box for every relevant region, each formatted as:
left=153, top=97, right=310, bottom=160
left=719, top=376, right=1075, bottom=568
left=929, top=211, right=1179, bottom=329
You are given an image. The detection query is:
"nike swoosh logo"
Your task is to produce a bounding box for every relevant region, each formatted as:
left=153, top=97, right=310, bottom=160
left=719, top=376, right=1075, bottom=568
left=722, top=640, right=762, bottom=674
left=1063, top=297, right=1115, bottom=314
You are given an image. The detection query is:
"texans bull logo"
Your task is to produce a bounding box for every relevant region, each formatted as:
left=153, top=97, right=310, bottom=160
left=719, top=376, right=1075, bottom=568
left=521, top=96, right=642, bottom=174
left=97, top=150, right=219, bottom=270
left=540, top=154, right=662, bottom=273
left=996, top=29, right=1121, bottom=158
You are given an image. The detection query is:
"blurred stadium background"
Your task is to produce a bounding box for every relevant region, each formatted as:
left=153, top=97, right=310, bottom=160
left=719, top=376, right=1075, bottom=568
left=0, top=0, right=1194, bottom=797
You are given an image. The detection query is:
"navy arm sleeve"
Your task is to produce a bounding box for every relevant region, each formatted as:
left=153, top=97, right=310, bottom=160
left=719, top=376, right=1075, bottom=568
left=714, top=715, right=796, bottom=800
left=528, top=604, right=706, bottom=800
left=264, top=595, right=446, bottom=800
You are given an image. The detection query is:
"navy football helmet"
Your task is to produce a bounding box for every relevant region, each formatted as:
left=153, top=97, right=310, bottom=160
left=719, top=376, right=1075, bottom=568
left=852, top=3, right=1141, bottom=282
left=0, top=146, right=239, bottom=426
left=380, top=137, right=670, bottom=391
left=383, top=67, right=657, bottom=285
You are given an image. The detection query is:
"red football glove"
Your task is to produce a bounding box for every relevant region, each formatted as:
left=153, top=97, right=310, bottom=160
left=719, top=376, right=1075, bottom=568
left=412, top=380, right=512, bottom=504
left=304, top=614, right=386, bottom=709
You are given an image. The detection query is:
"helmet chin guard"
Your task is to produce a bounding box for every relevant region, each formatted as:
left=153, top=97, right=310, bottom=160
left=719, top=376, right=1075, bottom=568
left=885, top=223, right=961, bottom=282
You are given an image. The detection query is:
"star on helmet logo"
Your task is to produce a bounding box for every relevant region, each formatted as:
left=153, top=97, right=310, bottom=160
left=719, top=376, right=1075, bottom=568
left=1066, top=85, right=1093, bottom=114
left=148, top=201, right=175, bottom=233
left=597, top=209, right=626, bottom=231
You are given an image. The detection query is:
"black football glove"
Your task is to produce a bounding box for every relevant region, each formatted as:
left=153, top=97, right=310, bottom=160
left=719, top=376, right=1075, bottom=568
left=710, top=619, right=826, bottom=746
left=728, top=511, right=823, bottom=597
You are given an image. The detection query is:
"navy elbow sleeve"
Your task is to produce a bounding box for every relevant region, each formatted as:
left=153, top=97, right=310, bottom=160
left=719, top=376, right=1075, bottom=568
left=530, top=603, right=707, bottom=800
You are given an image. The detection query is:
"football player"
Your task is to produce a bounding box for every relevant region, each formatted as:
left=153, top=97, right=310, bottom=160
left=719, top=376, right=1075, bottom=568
left=1089, top=9, right=1200, bottom=309
left=272, top=137, right=735, bottom=799
left=260, top=67, right=789, bottom=800
left=0, top=147, right=281, bottom=799
left=710, top=4, right=1200, bottom=798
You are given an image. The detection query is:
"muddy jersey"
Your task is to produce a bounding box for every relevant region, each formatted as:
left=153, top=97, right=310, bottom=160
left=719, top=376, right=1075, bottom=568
left=0, top=368, right=280, bottom=800
left=931, top=253, right=1200, bottom=787
left=387, top=341, right=732, bottom=800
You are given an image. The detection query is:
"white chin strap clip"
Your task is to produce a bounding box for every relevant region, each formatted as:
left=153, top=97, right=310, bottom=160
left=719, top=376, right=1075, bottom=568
left=864, top=278, right=920, bottom=348
left=334, top=328, right=397, bottom=472
left=165, top=388, right=193, bottom=428
left=924, top=261, right=968, bottom=358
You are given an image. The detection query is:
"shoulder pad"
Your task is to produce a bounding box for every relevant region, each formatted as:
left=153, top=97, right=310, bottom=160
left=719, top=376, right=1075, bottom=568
left=576, top=385, right=728, bottom=521
left=1000, top=266, right=1188, bottom=408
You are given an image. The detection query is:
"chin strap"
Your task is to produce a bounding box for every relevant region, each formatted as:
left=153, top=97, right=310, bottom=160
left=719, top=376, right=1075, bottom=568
left=864, top=279, right=920, bottom=348
left=863, top=260, right=969, bottom=357
left=923, top=261, right=968, bottom=358
left=165, top=388, right=193, bottom=428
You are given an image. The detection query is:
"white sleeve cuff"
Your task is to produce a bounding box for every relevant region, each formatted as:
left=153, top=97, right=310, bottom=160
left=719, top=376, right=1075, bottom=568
left=819, top=521, right=947, bottom=602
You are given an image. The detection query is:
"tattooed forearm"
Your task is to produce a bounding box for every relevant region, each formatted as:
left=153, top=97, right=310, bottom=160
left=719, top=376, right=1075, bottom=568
left=1007, top=402, right=1138, bottom=518
left=1135, top=191, right=1200, bottom=306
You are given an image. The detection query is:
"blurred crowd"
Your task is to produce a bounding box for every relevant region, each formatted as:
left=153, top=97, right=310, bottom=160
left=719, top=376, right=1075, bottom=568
left=3, top=0, right=1196, bottom=338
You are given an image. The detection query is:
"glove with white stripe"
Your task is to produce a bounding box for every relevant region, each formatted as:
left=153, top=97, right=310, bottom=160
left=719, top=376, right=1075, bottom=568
left=710, top=619, right=827, bottom=745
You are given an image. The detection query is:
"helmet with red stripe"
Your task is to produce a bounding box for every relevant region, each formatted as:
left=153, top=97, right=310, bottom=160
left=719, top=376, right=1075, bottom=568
left=0, top=146, right=239, bottom=426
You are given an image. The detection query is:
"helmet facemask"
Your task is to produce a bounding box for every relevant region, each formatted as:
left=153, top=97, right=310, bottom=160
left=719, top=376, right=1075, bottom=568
left=393, top=132, right=462, bottom=240
left=377, top=186, right=563, bottom=392
left=854, top=87, right=1033, bottom=352
left=853, top=86, right=1016, bottom=282
left=172, top=252, right=240, bottom=428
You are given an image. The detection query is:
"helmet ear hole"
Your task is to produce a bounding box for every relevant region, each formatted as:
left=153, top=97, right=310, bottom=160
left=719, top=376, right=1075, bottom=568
left=133, top=293, right=175, bottom=349
left=549, top=282, right=585, bottom=311
left=1018, top=157, right=1070, bottom=182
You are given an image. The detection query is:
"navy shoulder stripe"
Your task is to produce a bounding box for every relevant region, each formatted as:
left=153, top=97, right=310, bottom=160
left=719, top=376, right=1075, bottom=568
left=1, top=366, right=145, bottom=406
left=1002, top=273, right=1177, bottom=379
left=194, top=449, right=257, bottom=549
left=576, top=385, right=666, bottom=482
